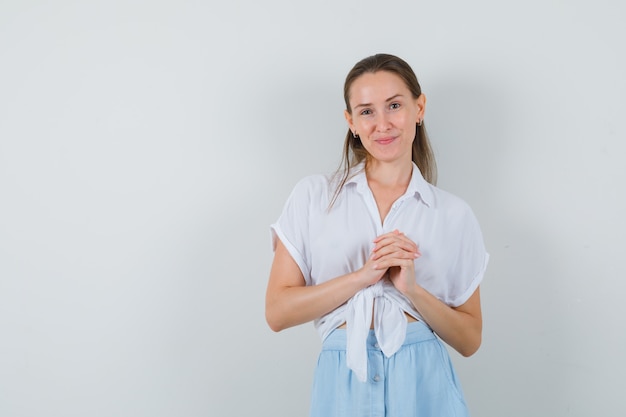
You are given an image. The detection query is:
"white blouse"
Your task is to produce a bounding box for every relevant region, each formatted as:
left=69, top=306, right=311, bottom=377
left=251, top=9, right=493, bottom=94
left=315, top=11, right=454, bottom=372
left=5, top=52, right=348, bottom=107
left=271, top=163, right=489, bottom=382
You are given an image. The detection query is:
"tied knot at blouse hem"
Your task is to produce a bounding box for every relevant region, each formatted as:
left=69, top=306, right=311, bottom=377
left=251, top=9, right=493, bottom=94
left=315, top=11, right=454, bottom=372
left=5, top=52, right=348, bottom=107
left=346, top=279, right=410, bottom=382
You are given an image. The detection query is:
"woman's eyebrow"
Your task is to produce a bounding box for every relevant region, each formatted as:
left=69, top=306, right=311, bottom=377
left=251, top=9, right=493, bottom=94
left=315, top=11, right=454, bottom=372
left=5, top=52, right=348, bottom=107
left=385, top=94, right=404, bottom=102
left=353, top=94, right=404, bottom=110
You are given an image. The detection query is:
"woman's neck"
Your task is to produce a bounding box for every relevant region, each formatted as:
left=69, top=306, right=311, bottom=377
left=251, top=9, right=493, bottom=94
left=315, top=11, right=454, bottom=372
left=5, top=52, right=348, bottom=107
left=365, top=158, right=413, bottom=188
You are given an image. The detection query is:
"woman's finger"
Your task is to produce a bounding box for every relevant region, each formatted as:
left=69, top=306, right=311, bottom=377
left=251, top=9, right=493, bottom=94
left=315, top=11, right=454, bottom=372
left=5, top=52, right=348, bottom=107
left=373, top=253, right=419, bottom=270
left=373, top=246, right=420, bottom=262
left=373, top=233, right=419, bottom=254
left=372, top=243, right=419, bottom=260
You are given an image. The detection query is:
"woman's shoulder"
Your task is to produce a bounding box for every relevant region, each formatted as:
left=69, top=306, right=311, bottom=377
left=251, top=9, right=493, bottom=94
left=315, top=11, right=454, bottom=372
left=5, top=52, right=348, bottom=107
left=291, top=173, right=332, bottom=192
left=286, top=173, right=334, bottom=205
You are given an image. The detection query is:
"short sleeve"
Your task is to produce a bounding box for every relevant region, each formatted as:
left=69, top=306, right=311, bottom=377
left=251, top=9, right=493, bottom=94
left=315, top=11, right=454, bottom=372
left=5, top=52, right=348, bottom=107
left=270, top=177, right=315, bottom=285
left=446, top=205, right=489, bottom=307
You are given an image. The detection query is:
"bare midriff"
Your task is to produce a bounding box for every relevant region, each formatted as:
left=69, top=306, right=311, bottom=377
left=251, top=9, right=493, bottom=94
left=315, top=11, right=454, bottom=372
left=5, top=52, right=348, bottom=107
left=337, top=312, right=418, bottom=329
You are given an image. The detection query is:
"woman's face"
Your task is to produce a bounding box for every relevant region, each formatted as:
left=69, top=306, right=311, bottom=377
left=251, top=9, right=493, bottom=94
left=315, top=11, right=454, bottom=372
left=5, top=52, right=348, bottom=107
left=345, top=71, right=425, bottom=165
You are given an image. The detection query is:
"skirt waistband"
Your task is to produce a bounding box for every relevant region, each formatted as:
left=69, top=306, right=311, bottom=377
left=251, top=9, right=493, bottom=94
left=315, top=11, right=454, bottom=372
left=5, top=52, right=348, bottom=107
left=321, top=321, right=436, bottom=351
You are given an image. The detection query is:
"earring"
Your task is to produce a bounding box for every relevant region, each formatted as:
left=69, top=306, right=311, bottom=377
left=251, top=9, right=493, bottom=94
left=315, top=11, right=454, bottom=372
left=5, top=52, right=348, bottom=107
left=354, top=131, right=359, bottom=139
left=417, top=119, right=423, bottom=127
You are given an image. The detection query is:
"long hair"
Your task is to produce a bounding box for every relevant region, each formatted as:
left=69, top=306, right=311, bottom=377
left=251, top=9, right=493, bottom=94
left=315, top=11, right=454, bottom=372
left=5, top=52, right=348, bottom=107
left=330, top=54, right=437, bottom=207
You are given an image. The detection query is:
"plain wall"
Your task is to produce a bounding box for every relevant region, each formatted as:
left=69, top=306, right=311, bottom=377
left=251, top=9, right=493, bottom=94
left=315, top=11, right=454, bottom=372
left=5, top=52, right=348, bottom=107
left=1, top=1, right=625, bottom=416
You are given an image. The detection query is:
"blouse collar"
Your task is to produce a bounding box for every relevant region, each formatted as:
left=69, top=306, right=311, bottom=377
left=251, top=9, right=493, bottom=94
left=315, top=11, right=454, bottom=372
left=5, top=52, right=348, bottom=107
left=344, top=161, right=433, bottom=207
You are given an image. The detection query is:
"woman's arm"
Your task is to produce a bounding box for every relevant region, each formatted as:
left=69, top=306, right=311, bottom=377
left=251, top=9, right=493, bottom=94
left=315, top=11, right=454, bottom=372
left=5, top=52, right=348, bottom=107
left=265, top=238, right=389, bottom=332
left=373, top=230, right=483, bottom=356
left=405, top=286, right=482, bottom=357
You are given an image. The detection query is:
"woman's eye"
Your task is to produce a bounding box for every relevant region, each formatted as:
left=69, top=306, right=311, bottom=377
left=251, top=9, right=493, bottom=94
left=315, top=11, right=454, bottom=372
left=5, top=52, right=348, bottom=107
left=390, top=102, right=401, bottom=110
left=360, top=109, right=372, bottom=116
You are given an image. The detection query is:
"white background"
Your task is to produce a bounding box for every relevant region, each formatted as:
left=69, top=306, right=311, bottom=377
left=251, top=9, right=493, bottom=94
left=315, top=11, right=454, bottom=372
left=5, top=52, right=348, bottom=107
left=1, top=1, right=625, bottom=416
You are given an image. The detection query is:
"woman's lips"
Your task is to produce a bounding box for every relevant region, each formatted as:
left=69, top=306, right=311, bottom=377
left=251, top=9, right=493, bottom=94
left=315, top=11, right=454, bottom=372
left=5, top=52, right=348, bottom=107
left=375, top=136, right=396, bottom=145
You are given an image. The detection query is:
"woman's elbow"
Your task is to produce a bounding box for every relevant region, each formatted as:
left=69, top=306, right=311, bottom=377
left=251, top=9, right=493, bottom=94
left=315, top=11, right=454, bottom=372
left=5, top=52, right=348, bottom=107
left=266, top=317, right=284, bottom=333
left=458, top=334, right=482, bottom=357
left=265, top=307, right=287, bottom=333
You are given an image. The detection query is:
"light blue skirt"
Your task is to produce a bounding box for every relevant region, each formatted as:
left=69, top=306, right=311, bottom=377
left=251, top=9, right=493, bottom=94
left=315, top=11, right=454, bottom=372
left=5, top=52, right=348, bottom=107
left=310, top=321, right=470, bottom=417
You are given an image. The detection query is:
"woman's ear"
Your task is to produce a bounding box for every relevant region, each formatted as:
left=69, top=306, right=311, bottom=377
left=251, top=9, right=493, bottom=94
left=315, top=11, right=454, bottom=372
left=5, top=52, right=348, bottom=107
left=416, top=94, right=427, bottom=123
left=344, top=109, right=354, bottom=132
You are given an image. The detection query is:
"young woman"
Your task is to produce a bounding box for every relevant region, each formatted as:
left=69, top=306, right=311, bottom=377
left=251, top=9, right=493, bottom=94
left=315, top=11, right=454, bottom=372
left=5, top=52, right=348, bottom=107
left=266, top=54, right=489, bottom=417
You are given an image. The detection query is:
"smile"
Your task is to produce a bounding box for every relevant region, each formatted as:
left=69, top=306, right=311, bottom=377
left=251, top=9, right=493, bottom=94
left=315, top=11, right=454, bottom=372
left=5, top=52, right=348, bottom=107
left=375, top=136, right=396, bottom=145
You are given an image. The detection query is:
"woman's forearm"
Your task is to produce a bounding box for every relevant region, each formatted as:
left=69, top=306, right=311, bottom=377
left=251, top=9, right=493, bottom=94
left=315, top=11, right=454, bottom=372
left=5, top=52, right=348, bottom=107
left=265, top=271, right=365, bottom=332
left=266, top=239, right=389, bottom=332
left=404, top=285, right=482, bottom=356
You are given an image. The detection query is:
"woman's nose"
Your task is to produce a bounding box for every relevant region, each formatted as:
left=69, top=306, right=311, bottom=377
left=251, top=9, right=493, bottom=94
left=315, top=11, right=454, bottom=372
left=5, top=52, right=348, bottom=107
left=375, top=112, right=392, bottom=131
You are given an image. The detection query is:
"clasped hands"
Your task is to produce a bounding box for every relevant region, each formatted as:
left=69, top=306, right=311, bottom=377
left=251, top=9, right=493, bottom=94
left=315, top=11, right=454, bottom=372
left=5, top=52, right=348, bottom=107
left=358, top=229, right=421, bottom=296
